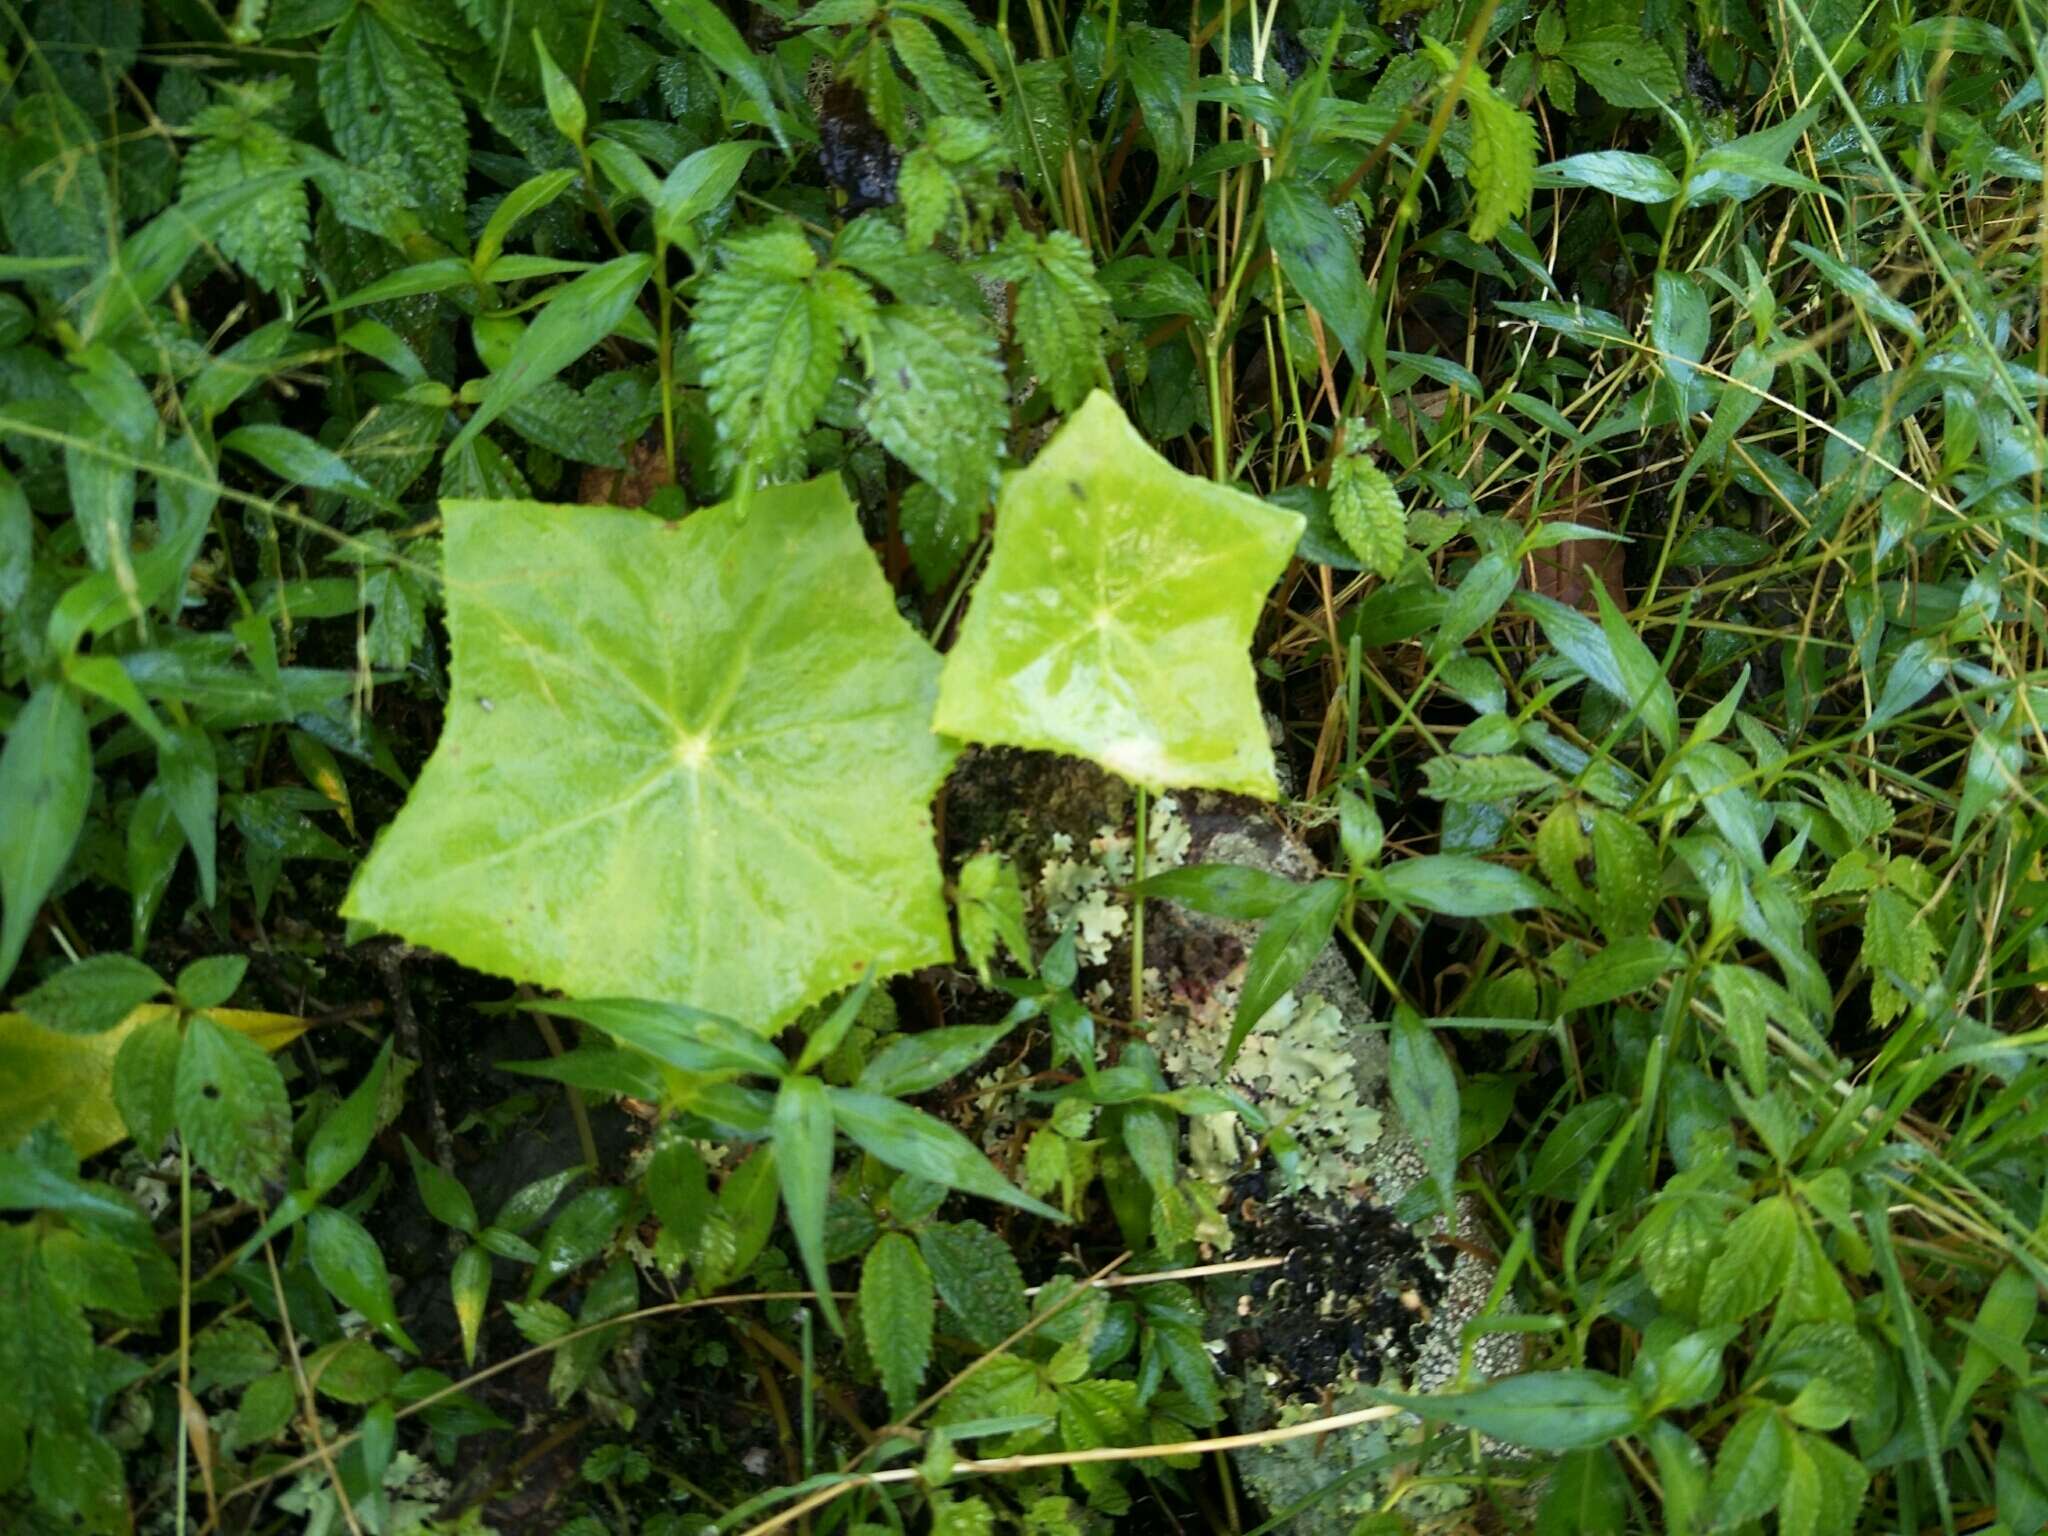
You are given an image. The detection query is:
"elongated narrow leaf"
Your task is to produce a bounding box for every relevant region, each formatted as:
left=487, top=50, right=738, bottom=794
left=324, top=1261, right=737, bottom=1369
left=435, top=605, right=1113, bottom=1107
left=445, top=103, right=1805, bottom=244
left=826, top=1088, right=1062, bottom=1220
left=528, top=999, right=787, bottom=1079
left=1560, top=937, right=1679, bottom=1013
left=308, top=1208, right=418, bottom=1352
left=1228, top=877, right=1345, bottom=1069
left=305, top=1041, right=392, bottom=1197
left=1264, top=180, right=1370, bottom=372
left=1, top=686, right=93, bottom=988
left=449, top=254, right=653, bottom=454
left=1374, top=1369, right=1646, bottom=1450
left=1534, top=151, right=1680, bottom=203
left=773, top=1077, right=841, bottom=1329
left=1374, top=855, right=1551, bottom=917
left=646, top=0, right=789, bottom=149
left=475, top=171, right=580, bottom=275
left=1389, top=1007, right=1458, bottom=1217
left=1129, top=862, right=1303, bottom=921
left=655, top=144, right=761, bottom=253
left=222, top=425, right=399, bottom=514
left=857, top=1023, right=1015, bottom=1098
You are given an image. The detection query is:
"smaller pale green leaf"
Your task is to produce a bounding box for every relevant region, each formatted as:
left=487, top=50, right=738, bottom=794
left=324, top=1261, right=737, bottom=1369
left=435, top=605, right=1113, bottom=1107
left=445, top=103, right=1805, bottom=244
left=1592, top=583, right=1678, bottom=752
left=474, top=170, right=580, bottom=274
left=1790, top=241, right=1922, bottom=344
left=654, top=143, right=761, bottom=253
left=935, top=392, right=1302, bottom=796
left=954, top=852, right=1031, bottom=984
left=531, top=29, right=587, bottom=145
left=1421, top=753, right=1560, bottom=803
left=17, top=955, right=166, bottom=1035
left=1433, top=551, right=1519, bottom=657
left=1327, top=457, right=1406, bottom=578
left=175, top=955, right=247, bottom=1012
left=861, top=1231, right=935, bottom=1416
left=112, top=1012, right=182, bottom=1150
left=175, top=1012, right=292, bottom=1204
left=405, top=1135, right=479, bottom=1235
left=1709, top=1404, right=1791, bottom=1525
left=774, top=1077, right=842, bottom=1331
left=1944, top=1265, right=2036, bottom=1432
left=858, top=1022, right=1015, bottom=1098
left=1700, top=1194, right=1798, bottom=1325
left=449, top=255, right=653, bottom=454
left=1131, top=862, right=1303, bottom=920
left=646, top=0, right=789, bottom=149
left=1463, top=77, right=1536, bottom=242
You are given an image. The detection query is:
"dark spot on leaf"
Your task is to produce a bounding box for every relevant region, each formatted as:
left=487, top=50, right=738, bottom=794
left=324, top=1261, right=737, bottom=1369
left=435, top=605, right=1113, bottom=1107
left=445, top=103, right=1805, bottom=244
left=202, top=1083, right=220, bottom=1100
left=1067, top=480, right=1086, bottom=500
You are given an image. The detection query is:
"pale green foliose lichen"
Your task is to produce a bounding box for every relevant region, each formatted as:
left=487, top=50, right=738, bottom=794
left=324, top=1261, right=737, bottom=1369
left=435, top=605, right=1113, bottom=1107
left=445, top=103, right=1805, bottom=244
left=1161, top=989, right=1385, bottom=1200
left=1036, top=797, right=1190, bottom=967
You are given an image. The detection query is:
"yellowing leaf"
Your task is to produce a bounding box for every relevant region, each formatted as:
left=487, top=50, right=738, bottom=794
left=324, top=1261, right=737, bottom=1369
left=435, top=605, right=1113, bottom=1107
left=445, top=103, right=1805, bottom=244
left=344, top=483, right=957, bottom=1030
left=0, top=1004, right=308, bottom=1157
left=934, top=392, right=1302, bottom=797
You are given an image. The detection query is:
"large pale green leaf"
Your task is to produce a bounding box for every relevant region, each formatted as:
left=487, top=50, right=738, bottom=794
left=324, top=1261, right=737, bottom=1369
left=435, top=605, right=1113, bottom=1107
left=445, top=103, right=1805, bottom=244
left=934, top=392, right=1302, bottom=796
left=343, top=483, right=957, bottom=1030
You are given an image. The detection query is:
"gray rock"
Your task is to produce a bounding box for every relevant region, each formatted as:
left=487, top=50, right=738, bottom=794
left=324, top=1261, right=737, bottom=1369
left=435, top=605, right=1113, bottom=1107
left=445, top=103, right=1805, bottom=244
left=945, top=749, right=1522, bottom=1530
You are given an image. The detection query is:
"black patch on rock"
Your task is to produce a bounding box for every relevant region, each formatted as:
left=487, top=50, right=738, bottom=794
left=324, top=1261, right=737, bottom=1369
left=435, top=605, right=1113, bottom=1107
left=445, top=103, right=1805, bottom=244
left=1229, top=1179, right=1450, bottom=1400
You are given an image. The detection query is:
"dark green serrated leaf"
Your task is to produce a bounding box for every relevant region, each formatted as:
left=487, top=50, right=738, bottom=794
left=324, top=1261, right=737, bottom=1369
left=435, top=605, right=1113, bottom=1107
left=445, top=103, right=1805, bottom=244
left=861, top=1231, right=935, bottom=1417
left=174, top=1012, right=291, bottom=1204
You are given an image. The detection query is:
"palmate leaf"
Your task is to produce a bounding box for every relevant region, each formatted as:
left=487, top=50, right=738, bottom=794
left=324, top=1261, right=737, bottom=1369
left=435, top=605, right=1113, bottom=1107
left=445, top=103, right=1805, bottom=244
left=934, top=392, right=1303, bottom=796
left=343, top=482, right=957, bottom=1031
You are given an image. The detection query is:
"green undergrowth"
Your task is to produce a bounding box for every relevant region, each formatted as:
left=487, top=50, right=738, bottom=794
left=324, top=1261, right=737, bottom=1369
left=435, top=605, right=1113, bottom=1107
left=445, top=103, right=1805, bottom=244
left=2, top=0, right=2047, bottom=1532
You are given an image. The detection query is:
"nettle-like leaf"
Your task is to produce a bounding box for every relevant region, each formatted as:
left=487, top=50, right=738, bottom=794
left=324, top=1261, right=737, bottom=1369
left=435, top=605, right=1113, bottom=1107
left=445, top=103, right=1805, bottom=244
left=935, top=392, right=1302, bottom=796
left=1327, top=456, right=1405, bottom=578
left=181, top=84, right=309, bottom=296
left=1461, top=68, right=1537, bottom=242
left=319, top=7, right=468, bottom=237
left=859, top=303, right=1006, bottom=510
left=980, top=227, right=1112, bottom=412
left=344, top=482, right=958, bottom=1031
left=696, top=226, right=874, bottom=475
